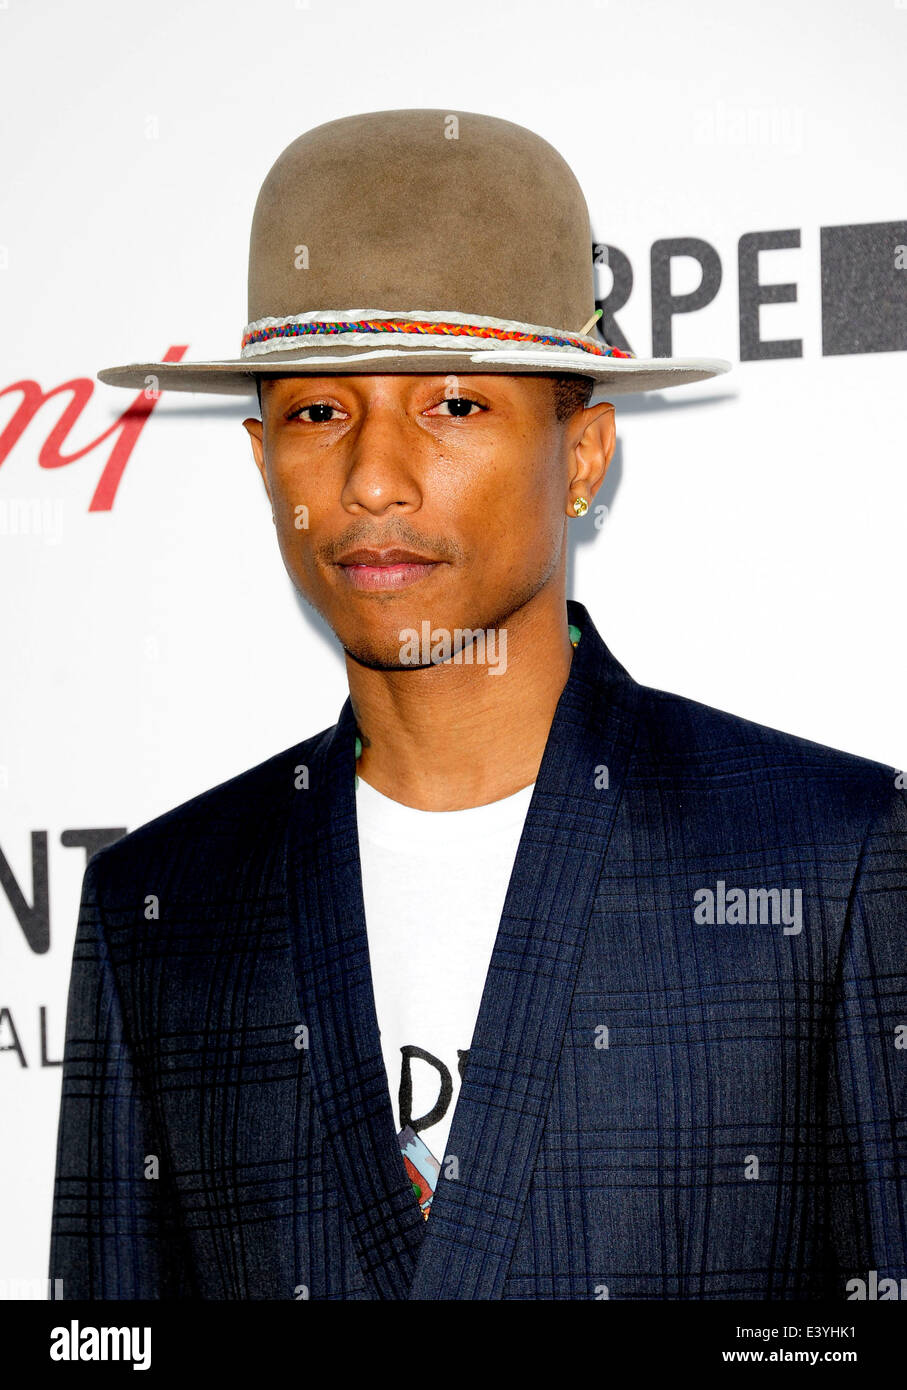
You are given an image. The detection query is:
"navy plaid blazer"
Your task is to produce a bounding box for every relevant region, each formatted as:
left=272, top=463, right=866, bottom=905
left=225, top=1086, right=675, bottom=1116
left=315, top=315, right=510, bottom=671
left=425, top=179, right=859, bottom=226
left=49, top=599, right=907, bottom=1300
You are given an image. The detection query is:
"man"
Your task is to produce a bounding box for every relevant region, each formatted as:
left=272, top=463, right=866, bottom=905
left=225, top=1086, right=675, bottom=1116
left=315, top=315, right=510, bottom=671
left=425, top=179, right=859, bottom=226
left=49, top=109, right=906, bottom=1300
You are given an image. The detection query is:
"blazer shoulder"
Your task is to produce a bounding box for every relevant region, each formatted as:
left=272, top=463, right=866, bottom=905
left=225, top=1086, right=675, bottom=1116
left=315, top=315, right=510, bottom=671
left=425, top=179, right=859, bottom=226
left=86, top=721, right=336, bottom=888
left=634, top=678, right=902, bottom=828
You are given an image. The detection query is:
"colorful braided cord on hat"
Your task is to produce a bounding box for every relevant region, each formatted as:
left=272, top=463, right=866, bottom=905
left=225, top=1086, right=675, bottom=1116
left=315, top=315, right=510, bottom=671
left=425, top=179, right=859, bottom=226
left=241, top=317, right=634, bottom=358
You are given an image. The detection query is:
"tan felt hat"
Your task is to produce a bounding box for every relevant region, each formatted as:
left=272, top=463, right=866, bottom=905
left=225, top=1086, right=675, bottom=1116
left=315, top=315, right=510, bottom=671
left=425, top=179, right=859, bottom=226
left=97, top=108, right=732, bottom=396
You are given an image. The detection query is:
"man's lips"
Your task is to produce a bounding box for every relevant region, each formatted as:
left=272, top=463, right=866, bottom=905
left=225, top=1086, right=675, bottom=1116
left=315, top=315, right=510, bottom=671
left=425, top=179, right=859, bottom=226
left=334, top=546, right=444, bottom=592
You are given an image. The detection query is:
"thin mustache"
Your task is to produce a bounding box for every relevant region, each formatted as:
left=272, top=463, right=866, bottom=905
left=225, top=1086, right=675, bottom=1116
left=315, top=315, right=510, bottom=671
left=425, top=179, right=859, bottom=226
left=322, top=529, right=459, bottom=564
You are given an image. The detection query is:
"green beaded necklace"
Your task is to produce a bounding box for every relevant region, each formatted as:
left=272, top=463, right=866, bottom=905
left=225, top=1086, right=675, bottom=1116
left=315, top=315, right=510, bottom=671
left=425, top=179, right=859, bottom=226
left=354, top=622, right=581, bottom=782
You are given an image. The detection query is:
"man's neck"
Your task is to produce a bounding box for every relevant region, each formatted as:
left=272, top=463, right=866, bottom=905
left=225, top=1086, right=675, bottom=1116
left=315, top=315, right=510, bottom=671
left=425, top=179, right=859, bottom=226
left=346, top=590, right=575, bottom=811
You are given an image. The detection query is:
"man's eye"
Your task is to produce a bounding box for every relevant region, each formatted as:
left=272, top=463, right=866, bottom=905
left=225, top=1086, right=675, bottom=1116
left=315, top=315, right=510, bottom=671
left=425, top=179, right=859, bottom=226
left=287, top=402, right=343, bottom=423
left=429, top=397, right=486, bottom=418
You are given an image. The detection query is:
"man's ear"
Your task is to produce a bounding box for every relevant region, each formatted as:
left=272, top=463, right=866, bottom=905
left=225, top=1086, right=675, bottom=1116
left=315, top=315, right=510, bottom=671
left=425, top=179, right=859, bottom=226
left=242, top=417, right=271, bottom=503
left=567, top=401, right=615, bottom=507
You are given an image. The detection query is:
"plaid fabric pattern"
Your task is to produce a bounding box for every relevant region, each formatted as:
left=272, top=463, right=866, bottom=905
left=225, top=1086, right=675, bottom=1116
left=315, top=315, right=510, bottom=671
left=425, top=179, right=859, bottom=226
left=49, top=600, right=907, bottom=1299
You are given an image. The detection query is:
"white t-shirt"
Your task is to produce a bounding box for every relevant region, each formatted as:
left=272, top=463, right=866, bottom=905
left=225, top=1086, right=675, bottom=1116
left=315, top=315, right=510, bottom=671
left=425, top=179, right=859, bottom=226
left=355, top=772, right=534, bottom=1218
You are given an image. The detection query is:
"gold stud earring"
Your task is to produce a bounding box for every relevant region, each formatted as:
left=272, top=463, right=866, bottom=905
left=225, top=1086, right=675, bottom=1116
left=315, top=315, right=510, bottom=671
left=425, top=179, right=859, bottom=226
left=573, top=496, right=588, bottom=516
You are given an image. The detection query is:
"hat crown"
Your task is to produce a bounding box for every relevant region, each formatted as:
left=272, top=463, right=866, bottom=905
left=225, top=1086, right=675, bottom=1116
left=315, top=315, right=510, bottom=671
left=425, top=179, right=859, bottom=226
left=247, top=108, right=597, bottom=333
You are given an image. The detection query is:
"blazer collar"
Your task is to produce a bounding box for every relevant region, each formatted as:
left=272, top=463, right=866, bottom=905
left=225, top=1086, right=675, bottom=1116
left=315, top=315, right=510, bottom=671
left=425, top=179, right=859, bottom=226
left=285, top=599, right=642, bottom=1299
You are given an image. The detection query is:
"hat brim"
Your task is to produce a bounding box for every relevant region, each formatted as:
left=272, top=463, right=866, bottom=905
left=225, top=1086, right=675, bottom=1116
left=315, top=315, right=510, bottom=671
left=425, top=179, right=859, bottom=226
left=97, top=344, right=732, bottom=397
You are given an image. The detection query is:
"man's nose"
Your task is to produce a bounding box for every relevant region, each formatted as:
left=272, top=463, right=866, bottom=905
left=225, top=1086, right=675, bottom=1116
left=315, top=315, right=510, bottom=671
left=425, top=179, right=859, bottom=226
left=340, top=404, right=425, bottom=514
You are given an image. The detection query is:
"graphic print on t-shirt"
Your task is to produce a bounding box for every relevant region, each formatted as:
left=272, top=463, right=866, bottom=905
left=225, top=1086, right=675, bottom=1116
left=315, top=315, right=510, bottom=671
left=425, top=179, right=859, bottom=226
left=398, top=1127, right=440, bottom=1219
left=394, top=1045, right=470, bottom=1217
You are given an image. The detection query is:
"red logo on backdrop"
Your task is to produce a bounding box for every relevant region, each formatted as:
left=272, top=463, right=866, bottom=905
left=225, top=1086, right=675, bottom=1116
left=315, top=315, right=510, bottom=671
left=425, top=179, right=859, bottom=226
left=0, top=346, right=188, bottom=511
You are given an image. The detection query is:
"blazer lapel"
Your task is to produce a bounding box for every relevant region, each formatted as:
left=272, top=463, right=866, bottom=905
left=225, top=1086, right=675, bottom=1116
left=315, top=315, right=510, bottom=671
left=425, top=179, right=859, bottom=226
left=285, top=701, right=427, bottom=1300
left=406, top=599, right=643, bottom=1298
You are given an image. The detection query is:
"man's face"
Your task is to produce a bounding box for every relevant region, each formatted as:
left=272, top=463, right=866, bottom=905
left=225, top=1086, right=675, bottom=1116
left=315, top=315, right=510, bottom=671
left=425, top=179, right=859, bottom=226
left=243, top=373, right=613, bottom=670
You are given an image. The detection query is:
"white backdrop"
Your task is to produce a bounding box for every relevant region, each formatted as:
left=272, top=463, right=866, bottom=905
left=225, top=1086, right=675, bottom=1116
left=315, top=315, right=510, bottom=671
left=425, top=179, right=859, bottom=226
left=1, top=0, right=905, bottom=1297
